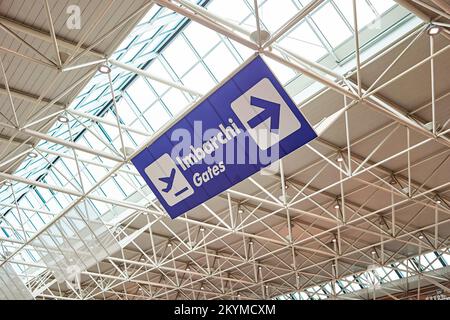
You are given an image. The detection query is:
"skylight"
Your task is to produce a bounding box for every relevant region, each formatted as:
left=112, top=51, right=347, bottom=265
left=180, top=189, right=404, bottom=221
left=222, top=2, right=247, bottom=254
left=274, top=249, right=449, bottom=300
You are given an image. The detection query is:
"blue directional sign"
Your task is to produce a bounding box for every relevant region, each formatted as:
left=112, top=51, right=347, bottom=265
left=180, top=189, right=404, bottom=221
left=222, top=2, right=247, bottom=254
left=132, top=55, right=317, bottom=219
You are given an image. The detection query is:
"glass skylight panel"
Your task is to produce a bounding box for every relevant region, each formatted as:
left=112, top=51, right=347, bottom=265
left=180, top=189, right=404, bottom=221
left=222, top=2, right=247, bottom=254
left=162, top=88, right=191, bottom=115
left=323, top=283, right=333, bottom=293
left=299, top=292, right=309, bottom=300
left=384, top=267, right=400, bottom=280
left=334, top=0, right=377, bottom=31
left=163, top=36, right=199, bottom=77
left=265, top=58, right=297, bottom=84
left=42, top=172, right=60, bottom=188
left=42, top=198, right=61, bottom=215
left=145, top=59, right=172, bottom=94
left=425, top=252, right=445, bottom=269
left=369, top=0, right=396, bottom=15
left=182, top=63, right=216, bottom=94
left=130, top=121, right=150, bottom=141
left=203, top=42, right=240, bottom=81
left=141, top=5, right=164, bottom=25
left=312, top=2, right=352, bottom=47
left=298, top=0, right=314, bottom=6
left=120, top=44, right=146, bottom=64
left=37, top=188, right=53, bottom=203
left=346, top=277, right=361, bottom=292
left=126, top=77, right=157, bottom=110
left=52, top=161, right=73, bottom=185
left=134, top=23, right=162, bottom=43
left=123, top=131, right=139, bottom=150
left=183, top=23, right=221, bottom=57
left=240, top=14, right=257, bottom=31
left=86, top=164, right=108, bottom=183
left=207, top=0, right=252, bottom=24
left=91, top=199, right=110, bottom=215
left=228, top=40, right=254, bottom=62
left=143, top=102, right=172, bottom=131
left=100, top=179, right=125, bottom=200
left=259, top=0, right=298, bottom=32
left=115, top=97, right=138, bottom=125
left=100, top=112, right=120, bottom=138
left=279, top=22, right=328, bottom=61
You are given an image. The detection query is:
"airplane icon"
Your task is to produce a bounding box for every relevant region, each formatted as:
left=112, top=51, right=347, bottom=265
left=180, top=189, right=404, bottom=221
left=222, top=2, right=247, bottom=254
left=159, top=168, right=176, bottom=193
left=145, top=154, right=194, bottom=207
left=157, top=166, right=189, bottom=197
